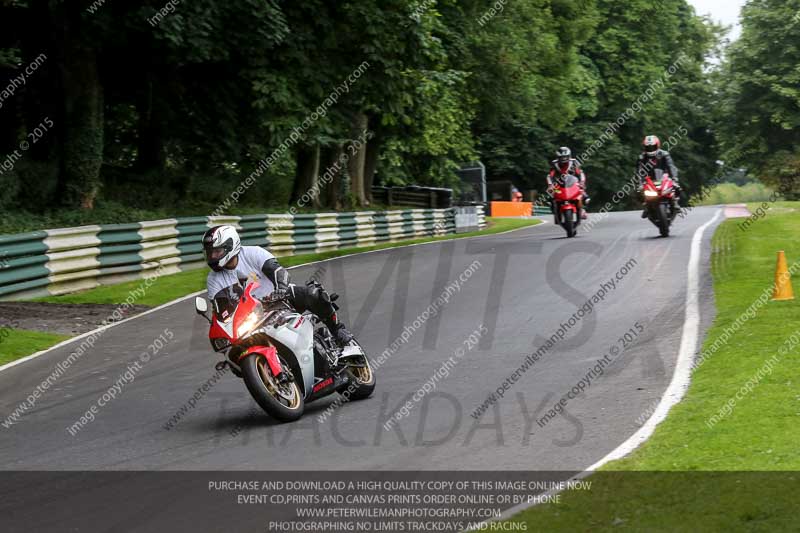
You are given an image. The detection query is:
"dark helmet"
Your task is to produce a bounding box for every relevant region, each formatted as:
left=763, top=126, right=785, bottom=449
left=643, top=135, right=661, bottom=157
left=202, top=225, right=242, bottom=272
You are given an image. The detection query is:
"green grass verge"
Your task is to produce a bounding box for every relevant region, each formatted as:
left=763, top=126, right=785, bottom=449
left=509, top=202, right=800, bottom=531
left=0, top=329, right=71, bottom=366
left=32, top=217, right=540, bottom=306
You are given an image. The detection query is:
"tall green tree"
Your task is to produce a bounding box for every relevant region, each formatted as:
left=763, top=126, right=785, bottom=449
left=0, top=0, right=726, bottom=219
left=717, top=0, right=800, bottom=198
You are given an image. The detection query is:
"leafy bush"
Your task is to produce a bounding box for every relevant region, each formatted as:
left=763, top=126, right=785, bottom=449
left=697, top=182, right=777, bottom=206
left=0, top=169, right=20, bottom=209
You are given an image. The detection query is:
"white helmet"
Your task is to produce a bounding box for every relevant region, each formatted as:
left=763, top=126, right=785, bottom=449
left=202, top=225, right=241, bottom=272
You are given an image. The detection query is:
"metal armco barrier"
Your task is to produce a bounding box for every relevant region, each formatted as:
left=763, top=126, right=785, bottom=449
left=0, top=207, right=485, bottom=300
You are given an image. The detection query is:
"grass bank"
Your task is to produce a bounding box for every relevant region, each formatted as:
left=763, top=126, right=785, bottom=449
left=509, top=203, right=800, bottom=531
left=695, top=181, right=777, bottom=206
left=0, top=329, right=71, bottom=367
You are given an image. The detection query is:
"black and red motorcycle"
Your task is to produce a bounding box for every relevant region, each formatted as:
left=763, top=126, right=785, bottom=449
left=642, top=169, right=679, bottom=238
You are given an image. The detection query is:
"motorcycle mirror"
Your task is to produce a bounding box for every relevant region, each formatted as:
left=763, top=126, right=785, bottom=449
left=195, top=296, right=209, bottom=315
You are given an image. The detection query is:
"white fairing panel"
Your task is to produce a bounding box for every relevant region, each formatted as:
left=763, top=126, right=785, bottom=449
left=341, top=344, right=364, bottom=358
left=265, top=313, right=316, bottom=397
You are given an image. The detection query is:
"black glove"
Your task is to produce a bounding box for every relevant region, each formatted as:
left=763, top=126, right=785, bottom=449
left=266, top=289, right=290, bottom=303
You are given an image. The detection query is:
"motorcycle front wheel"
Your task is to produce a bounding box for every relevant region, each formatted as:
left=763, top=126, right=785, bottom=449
left=242, top=354, right=305, bottom=422
left=562, top=210, right=576, bottom=238
left=658, top=203, right=671, bottom=238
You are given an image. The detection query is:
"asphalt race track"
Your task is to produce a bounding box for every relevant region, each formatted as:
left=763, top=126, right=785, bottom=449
left=0, top=207, right=723, bottom=530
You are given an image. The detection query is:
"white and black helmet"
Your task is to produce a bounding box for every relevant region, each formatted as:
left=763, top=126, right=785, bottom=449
left=556, top=146, right=572, bottom=164
left=202, top=225, right=241, bottom=272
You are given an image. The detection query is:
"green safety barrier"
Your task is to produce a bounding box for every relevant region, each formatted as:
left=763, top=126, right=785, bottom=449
left=0, top=207, right=485, bottom=300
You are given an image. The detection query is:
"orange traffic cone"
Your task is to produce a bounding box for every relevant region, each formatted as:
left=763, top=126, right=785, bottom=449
left=772, top=251, right=795, bottom=301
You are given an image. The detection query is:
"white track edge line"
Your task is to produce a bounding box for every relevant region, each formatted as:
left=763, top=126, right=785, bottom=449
left=470, top=208, right=723, bottom=529
left=585, top=208, right=722, bottom=467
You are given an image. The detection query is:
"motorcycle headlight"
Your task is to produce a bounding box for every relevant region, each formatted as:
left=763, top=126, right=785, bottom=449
left=238, top=306, right=265, bottom=337
left=644, top=190, right=659, bottom=198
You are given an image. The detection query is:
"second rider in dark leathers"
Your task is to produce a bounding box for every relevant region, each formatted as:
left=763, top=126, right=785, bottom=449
left=636, top=135, right=682, bottom=217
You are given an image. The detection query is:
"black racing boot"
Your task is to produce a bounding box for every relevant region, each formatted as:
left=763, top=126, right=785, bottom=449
left=330, top=322, right=355, bottom=348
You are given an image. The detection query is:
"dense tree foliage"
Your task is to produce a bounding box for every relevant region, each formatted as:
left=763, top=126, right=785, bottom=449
left=716, top=0, right=800, bottom=199
left=0, top=0, right=750, bottom=224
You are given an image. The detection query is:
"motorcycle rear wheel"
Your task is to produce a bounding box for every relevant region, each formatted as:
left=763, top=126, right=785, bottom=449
left=337, top=343, right=376, bottom=401
left=242, top=354, right=305, bottom=422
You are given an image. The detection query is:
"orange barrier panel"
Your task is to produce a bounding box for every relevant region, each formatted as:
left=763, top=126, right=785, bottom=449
left=490, top=201, right=532, bottom=217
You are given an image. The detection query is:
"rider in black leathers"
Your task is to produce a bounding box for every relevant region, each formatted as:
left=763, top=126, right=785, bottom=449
left=636, top=135, right=682, bottom=217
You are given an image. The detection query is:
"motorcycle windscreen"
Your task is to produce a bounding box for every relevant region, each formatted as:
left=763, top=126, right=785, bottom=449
left=560, top=174, right=578, bottom=188
left=653, top=168, right=664, bottom=186
left=212, top=283, right=244, bottom=322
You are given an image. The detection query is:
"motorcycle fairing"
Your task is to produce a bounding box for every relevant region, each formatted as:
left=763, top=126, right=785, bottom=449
left=553, top=174, right=583, bottom=213
left=242, top=345, right=282, bottom=377
left=265, top=313, right=316, bottom=397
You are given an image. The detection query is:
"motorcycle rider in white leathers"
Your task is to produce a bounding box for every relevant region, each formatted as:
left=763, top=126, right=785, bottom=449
left=202, top=225, right=355, bottom=352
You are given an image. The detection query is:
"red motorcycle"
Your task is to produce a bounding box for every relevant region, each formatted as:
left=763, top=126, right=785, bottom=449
left=195, top=282, right=375, bottom=422
left=551, top=174, right=584, bottom=238
left=642, top=169, right=678, bottom=237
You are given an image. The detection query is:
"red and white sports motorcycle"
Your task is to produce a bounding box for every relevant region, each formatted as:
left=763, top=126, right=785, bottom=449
left=195, top=282, right=375, bottom=422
